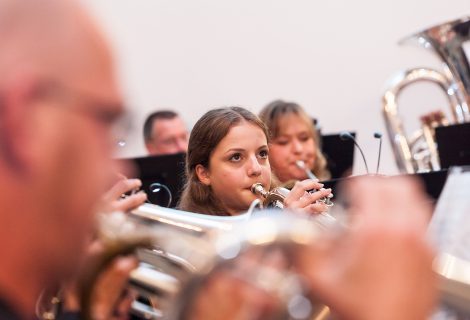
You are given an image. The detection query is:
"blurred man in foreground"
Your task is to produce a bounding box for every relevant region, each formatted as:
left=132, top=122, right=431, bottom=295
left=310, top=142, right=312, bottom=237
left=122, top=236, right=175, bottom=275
left=0, top=0, right=128, bottom=318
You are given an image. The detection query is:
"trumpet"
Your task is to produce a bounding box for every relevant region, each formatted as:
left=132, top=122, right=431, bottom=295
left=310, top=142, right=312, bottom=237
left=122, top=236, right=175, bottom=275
left=251, top=182, right=334, bottom=210
left=296, top=160, right=334, bottom=207
left=251, top=183, right=290, bottom=209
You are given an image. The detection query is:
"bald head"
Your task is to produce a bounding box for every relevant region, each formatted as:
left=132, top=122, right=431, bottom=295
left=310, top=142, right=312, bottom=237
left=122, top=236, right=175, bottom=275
left=0, top=0, right=116, bottom=95
left=0, top=1, right=124, bottom=315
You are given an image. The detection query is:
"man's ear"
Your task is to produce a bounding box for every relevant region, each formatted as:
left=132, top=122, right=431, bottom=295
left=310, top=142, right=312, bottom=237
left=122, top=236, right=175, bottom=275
left=0, top=77, right=38, bottom=173
left=195, top=164, right=211, bottom=186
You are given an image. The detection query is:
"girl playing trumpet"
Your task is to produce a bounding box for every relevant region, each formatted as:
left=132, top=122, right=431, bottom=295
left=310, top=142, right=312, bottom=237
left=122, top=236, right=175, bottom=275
left=178, top=107, right=332, bottom=216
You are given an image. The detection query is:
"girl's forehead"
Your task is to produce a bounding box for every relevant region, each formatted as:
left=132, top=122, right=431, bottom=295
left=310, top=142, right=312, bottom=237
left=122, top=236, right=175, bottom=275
left=216, top=122, right=268, bottom=148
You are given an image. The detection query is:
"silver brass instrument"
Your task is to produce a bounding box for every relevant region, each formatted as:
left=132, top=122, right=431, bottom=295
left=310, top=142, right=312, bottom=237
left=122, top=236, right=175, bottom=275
left=382, top=16, right=470, bottom=173
left=79, top=205, right=334, bottom=320
left=79, top=204, right=247, bottom=320
left=78, top=201, right=470, bottom=319
left=169, top=213, right=333, bottom=320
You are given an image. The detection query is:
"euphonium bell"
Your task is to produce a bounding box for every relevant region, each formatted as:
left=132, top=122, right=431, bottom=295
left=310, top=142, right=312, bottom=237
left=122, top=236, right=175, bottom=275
left=382, top=16, right=470, bottom=173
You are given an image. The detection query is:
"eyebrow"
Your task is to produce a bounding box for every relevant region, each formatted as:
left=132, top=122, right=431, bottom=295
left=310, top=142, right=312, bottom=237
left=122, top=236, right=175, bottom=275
left=224, top=145, right=268, bottom=154
left=224, top=148, right=245, bottom=154
left=275, top=131, right=311, bottom=138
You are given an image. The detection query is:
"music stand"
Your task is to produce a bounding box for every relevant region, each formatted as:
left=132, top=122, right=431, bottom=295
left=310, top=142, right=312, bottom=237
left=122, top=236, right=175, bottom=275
left=124, top=153, right=186, bottom=208
left=320, top=132, right=355, bottom=179
left=322, top=169, right=448, bottom=207
left=436, top=123, right=470, bottom=169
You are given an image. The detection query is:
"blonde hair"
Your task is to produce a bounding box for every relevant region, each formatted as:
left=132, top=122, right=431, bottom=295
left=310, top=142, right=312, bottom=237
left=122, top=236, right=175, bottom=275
left=259, top=100, right=331, bottom=181
left=178, top=107, right=269, bottom=215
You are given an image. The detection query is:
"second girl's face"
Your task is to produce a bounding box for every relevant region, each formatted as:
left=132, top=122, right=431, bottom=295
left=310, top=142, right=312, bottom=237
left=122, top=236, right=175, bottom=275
left=200, top=121, right=271, bottom=215
left=269, top=113, right=316, bottom=182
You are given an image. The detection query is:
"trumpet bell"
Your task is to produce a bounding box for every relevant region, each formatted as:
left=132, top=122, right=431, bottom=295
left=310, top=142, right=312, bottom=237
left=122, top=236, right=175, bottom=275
left=79, top=207, right=337, bottom=320
left=168, top=212, right=333, bottom=320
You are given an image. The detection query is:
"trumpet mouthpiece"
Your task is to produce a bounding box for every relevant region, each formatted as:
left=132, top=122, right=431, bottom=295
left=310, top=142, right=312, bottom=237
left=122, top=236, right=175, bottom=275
left=296, top=160, right=318, bottom=180
left=295, top=160, right=306, bottom=169
left=251, top=183, right=267, bottom=198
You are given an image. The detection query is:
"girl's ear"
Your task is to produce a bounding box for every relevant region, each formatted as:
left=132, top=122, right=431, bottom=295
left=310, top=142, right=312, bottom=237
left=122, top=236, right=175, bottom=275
left=195, top=164, right=211, bottom=186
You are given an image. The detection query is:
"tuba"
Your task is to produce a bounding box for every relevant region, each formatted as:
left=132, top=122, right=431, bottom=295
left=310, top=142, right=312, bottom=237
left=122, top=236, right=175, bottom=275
left=382, top=16, right=470, bottom=173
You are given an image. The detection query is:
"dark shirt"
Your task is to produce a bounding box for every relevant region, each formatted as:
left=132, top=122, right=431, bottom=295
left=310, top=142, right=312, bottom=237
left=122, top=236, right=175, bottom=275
left=0, top=291, right=81, bottom=320
left=0, top=297, right=21, bottom=320
left=57, top=311, right=80, bottom=320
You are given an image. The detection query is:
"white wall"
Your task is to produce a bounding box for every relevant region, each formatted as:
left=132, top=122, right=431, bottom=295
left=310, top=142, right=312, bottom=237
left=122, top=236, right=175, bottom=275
left=81, top=0, right=470, bottom=175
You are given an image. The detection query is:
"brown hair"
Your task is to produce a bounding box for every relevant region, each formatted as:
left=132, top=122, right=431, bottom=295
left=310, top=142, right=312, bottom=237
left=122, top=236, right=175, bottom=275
left=178, top=107, right=269, bottom=215
left=259, top=100, right=331, bottom=181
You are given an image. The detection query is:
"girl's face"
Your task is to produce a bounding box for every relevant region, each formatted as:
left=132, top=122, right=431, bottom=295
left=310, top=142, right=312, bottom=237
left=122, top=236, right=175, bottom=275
left=268, top=113, right=316, bottom=182
left=196, top=121, right=271, bottom=215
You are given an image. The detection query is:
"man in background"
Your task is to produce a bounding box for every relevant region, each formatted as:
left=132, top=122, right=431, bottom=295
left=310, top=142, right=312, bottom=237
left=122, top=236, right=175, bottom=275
left=143, top=110, right=189, bottom=155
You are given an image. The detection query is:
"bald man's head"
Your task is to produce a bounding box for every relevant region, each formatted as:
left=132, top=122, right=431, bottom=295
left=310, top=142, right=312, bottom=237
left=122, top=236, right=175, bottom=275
left=0, top=0, right=117, bottom=95
left=0, top=0, right=125, bottom=310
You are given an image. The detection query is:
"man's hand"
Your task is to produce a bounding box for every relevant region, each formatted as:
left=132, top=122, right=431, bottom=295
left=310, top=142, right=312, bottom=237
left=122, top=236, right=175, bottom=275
left=100, top=177, right=147, bottom=213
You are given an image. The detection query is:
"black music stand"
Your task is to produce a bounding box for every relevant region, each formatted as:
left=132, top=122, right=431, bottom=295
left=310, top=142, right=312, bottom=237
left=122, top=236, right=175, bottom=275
left=322, top=169, right=448, bottom=205
left=406, top=169, right=449, bottom=201
left=125, top=153, right=186, bottom=208
left=320, top=132, right=355, bottom=179
left=436, top=123, right=470, bottom=169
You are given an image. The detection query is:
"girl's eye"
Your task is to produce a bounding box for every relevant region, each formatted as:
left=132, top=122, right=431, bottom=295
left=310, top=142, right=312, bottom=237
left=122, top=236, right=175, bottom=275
left=229, top=153, right=242, bottom=162
left=299, top=134, right=311, bottom=142
left=259, top=149, right=269, bottom=159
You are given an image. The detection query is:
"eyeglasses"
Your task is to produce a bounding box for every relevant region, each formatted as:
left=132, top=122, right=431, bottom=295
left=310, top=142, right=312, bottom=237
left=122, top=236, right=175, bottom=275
left=32, top=80, right=132, bottom=145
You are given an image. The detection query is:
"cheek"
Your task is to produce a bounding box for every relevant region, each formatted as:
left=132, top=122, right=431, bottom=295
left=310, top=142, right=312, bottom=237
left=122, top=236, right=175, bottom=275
left=305, top=143, right=317, bottom=161
left=72, top=125, right=116, bottom=205
left=269, top=146, right=290, bottom=167
left=217, top=167, right=244, bottom=188
left=261, top=165, right=272, bottom=186
left=209, top=166, right=238, bottom=192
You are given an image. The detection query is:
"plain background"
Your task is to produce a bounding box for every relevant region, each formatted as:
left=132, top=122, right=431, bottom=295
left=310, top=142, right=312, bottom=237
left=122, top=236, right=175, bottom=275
left=81, top=0, right=470, bottom=175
